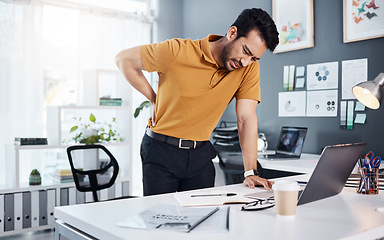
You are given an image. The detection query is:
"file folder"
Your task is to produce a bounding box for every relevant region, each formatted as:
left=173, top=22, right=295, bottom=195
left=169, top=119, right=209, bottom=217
left=76, top=190, right=85, bottom=204
left=122, top=181, right=130, bottom=197
left=0, top=194, right=4, bottom=232
left=85, top=192, right=94, bottom=203
left=39, top=190, right=48, bottom=226
left=115, top=181, right=122, bottom=198
left=14, top=192, right=23, bottom=230
left=47, top=189, right=56, bottom=225
left=60, top=188, right=69, bottom=206
left=31, top=190, right=39, bottom=228
left=68, top=187, right=76, bottom=205
left=4, top=193, right=14, bottom=231
left=108, top=184, right=115, bottom=200
left=100, top=189, right=108, bottom=201
left=22, top=191, right=32, bottom=229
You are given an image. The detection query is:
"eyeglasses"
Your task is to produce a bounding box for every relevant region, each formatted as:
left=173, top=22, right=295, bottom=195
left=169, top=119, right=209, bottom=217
left=241, top=196, right=275, bottom=211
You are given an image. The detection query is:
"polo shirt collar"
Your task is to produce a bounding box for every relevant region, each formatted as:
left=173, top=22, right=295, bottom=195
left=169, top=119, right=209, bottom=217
left=201, top=34, right=223, bottom=67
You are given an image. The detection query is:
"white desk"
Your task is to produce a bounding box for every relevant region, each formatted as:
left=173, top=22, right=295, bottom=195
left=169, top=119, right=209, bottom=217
left=218, top=151, right=320, bottom=174
left=258, top=152, right=320, bottom=174
left=55, top=175, right=384, bottom=240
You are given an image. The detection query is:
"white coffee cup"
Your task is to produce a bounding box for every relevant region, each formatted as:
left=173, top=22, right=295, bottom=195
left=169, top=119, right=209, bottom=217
left=272, top=180, right=300, bottom=217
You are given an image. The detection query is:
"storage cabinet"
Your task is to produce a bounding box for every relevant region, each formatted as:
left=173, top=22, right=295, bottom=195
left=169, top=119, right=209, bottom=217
left=2, top=106, right=133, bottom=236
left=0, top=180, right=130, bottom=236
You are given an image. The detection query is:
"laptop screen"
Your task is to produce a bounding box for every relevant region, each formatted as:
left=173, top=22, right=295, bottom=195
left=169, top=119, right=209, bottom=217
left=276, top=126, right=307, bottom=156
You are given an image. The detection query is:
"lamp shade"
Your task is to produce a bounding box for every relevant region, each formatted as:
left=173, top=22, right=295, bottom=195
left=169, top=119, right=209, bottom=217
left=352, top=73, right=384, bottom=109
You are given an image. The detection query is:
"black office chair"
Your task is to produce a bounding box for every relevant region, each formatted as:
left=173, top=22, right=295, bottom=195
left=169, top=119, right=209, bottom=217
left=216, top=151, right=264, bottom=185
left=67, top=144, right=135, bottom=202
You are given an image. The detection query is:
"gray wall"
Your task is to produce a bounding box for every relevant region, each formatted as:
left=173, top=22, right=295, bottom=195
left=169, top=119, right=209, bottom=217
left=157, top=0, right=384, bottom=156
left=156, top=0, right=184, bottom=41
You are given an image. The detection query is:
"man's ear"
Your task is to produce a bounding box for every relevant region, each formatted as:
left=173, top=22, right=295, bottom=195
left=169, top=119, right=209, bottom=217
left=226, top=26, right=238, bottom=41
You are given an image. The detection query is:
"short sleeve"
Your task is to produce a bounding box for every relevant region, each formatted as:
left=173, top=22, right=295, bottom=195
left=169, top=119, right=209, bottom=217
left=235, top=61, right=261, bottom=102
left=140, top=39, right=182, bottom=73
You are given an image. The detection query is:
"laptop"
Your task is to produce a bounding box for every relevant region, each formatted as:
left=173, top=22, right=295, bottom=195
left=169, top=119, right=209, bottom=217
left=260, top=126, right=308, bottom=160
left=247, top=142, right=366, bottom=205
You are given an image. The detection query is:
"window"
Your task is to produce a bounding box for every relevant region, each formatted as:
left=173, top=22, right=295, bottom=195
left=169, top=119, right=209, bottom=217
left=0, top=0, right=154, bottom=195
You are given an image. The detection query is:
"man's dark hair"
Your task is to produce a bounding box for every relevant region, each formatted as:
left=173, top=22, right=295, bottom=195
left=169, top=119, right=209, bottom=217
left=231, top=8, right=279, bottom=51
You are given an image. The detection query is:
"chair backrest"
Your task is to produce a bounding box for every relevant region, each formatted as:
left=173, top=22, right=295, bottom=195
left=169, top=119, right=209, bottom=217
left=67, top=144, right=119, bottom=202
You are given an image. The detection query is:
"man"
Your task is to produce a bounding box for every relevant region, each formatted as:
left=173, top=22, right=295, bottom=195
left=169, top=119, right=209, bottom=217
left=116, top=8, right=279, bottom=196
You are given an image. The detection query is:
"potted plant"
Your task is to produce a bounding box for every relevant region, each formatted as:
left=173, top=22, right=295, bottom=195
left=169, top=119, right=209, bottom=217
left=29, top=169, right=41, bottom=185
left=66, top=113, right=123, bottom=145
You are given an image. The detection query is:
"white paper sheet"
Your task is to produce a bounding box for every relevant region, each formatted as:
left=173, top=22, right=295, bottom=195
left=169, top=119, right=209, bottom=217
left=278, top=91, right=306, bottom=117
left=306, top=90, right=338, bottom=117
left=296, top=77, right=305, bottom=88
left=117, top=203, right=219, bottom=232
left=296, top=66, right=305, bottom=77
left=342, top=58, right=368, bottom=100
left=355, top=101, right=366, bottom=111
left=307, top=61, right=339, bottom=90
left=355, top=113, right=366, bottom=124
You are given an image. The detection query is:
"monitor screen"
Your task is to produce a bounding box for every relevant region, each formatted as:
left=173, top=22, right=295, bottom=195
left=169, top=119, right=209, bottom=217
left=276, top=127, right=307, bottom=155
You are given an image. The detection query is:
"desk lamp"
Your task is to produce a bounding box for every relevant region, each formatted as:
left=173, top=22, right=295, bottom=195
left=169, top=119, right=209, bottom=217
left=352, top=73, right=384, bottom=109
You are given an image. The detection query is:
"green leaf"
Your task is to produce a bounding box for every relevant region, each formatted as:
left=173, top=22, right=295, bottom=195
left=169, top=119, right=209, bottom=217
left=84, top=135, right=99, bottom=145
left=73, top=132, right=83, bottom=142
left=70, top=126, right=78, bottom=132
left=30, top=169, right=40, bottom=175
left=90, top=113, right=96, bottom=123
left=134, top=100, right=151, bottom=118
left=134, top=108, right=141, bottom=118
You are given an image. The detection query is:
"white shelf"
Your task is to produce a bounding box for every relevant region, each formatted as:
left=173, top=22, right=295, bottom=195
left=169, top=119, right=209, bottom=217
left=47, top=105, right=131, bottom=146
left=13, top=143, right=131, bottom=190
left=14, top=142, right=130, bottom=150
left=14, top=145, right=67, bottom=150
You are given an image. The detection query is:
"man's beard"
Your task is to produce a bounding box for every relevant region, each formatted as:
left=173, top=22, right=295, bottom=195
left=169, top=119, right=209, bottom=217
left=221, top=40, right=242, bottom=71
left=221, top=41, right=233, bottom=71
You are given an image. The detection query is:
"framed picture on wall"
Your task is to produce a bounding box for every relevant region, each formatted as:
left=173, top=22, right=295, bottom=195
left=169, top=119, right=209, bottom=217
left=272, top=0, right=314, bottom=53
left=343, top=0, right=384, bottom=43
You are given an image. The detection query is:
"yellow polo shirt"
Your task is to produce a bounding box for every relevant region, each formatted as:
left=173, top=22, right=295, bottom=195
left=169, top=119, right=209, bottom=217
left=140, top=35, right=260, bottom=141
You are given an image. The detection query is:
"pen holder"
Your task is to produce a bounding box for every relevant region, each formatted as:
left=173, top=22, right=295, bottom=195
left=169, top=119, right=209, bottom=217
left=357, top=167, right=379, bottom=195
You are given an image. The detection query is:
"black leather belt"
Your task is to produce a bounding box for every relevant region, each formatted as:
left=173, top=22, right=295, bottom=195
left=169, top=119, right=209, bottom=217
left=146, top=127, right=205, bottom=149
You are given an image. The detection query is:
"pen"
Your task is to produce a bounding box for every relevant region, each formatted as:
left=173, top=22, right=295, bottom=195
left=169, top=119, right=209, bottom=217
left=226, top=206, right=230, bottom=231
left=191, top=193, right=237, bottom=197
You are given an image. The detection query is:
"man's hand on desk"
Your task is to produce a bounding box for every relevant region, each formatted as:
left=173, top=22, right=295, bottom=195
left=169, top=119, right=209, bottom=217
left=243, top=176, right=274, bottom=190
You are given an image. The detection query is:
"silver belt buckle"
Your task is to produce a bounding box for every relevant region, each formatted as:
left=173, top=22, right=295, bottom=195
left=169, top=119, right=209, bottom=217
left=179, top=139, right=196, bottom=149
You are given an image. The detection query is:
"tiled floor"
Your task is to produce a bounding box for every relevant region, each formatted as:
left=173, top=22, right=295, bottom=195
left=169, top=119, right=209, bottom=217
left=0, top=230, right=55, bottom=240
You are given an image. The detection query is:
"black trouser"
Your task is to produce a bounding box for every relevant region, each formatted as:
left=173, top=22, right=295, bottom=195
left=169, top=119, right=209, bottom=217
left=140, top=133, right=217, bottom=196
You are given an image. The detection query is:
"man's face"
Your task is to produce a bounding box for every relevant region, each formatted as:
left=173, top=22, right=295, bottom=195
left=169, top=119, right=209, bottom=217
left=221, top=29, right=268, bottom=72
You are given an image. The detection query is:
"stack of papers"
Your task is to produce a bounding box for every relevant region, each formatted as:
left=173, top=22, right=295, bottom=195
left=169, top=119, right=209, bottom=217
left=117, top=203, right=219, bottom=232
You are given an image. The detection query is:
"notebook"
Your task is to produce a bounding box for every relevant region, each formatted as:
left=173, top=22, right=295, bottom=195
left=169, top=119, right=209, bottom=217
left=259, top=126, right=308, bottom=160
left=247, top=142, right=366, bottom=205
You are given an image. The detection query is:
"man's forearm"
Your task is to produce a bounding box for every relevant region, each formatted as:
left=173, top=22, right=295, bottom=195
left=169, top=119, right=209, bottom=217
left=237, top=116, right=258, bottom=171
